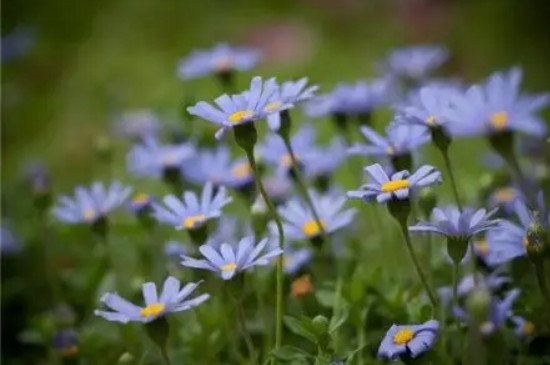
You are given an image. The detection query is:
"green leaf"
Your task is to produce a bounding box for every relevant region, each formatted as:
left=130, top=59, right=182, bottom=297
left=271, top=345, right=312, bottom=361
left=315, top=289, right=335, bottom=308
left=329, top=303, right=349, bottom=334
left=284, top=315, right=318, bottom=344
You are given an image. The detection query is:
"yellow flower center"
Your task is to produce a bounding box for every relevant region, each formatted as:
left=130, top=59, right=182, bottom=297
left=228, top=110, right=254, bottom=124
left=426, top=115, right=438, bottom=126
left=381, top=179, right=410, bottom=192
left=494, top=187, right=516, bottom=202
left=393, top=328, right=415, bottom=345
left=301, top=220, right=325, bottom=237
left=183, top=214, right=207, bottom=229
left=133, top=193, right=149, bottom=204
left=231, top=162, right=251, bottom=178
left=264, top=101, right=282, bottom=112
left=291, top=274, right=313, bottom=298
left=280, top=153, right=298, bottom=167
left=522, top=236, right=529, bottom=247
left=522, top=321, right=534, bottom=335
left=386, top=145, right=396, bottom=155
left=140, top=302, right=165, bottom=317
left=221, top=262, right=237, bottom=271
left=489, top=111, right=509, bottom=130
left=83, top=209, right=96, bottom=221
left=476, top=239, right=489, bottom=256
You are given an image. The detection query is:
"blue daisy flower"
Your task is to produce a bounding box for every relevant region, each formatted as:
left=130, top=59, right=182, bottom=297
left=52, top=181, right=132, bottom=224
left=95, top=276, right=209, bottom=323
left=177, top=43, right=260, bottom=80
left=347, top=163, right=442, bottom=203
left=447, top=68, right=549, bottom=137
left=187, top=76, right=280, bottom=139
left=182, top=146, right=253, bottom=189
left=151, top=182, right=232, bottom=231
left=409, top=206, right=500, bottom=240
left=127, top=137, right=194, bottom=179
left=438, top=270, right=510, bottom=307
left=205, top=216, right=253, bottom=247
left=127, top=193, right=154, bottom=214
left=511, top=316, right=535, bottom=338
left=347, top=123, right=430, bottom=158
left=180, top=237, right=283, bottom=280
left=283, top=246, right=313, bottom=275
left=265, top=77, right=319, bottom=130
left=275, top=189, right=356, bottom=241
left=304, top=137, right=348, bottom=180
left=383, top=45, right=448, bottom=80
left=114, top=109, right=159, bottom=140
left=256, top=123, right=319, bottom=176
left=487, top=186, right=523, bottom=214
left=52, top=329, right=79, bottom=358
left=377, top=319, right=440, bottom=360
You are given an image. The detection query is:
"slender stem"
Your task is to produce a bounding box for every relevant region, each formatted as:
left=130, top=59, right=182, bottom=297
left=243, top=149, right=284, bottom=354
left=534, top=260, right=550, bottom=311
left=440, top=148, right=463, bottom=211
left=400, top=225, right=438, bottom=309
left=160, top=347, right=172, bottom=365
left=452, top=263, right=459, bottom=308
left=229, top=290, right=257, bottom=363
left=281, top=137, right=327, bottom=239
left=469, top=241, right=478, bottom=286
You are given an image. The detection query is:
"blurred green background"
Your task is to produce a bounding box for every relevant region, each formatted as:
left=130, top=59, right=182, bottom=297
left=3, top=0, right=550, bottom=188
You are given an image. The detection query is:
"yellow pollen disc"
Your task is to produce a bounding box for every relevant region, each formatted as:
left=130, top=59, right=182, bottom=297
left=183, top=214, right=207, bottom=229
left=302, top=220, right=324, bottom=237
left=495, top=187, right=516, bottom=202
left=386, top=145, right=396, bottom=155
left=490, top=111, right=509, bottom=130
left=280, top=153, right=298, bottom=167
left=221, top=262, right=237, bottom=271
left=228, top=110, right=254, bottom=124
left=140, top=302, right=165, bottom=317
left=231, top=162, right=251, bottom=178
left=476, top=239, right=489, bottom=256
left=291, top=274, right=313, bottom=298
left=133, top=193, right=149, bottom=204
left=83, top=209, right=96, bottom=221
left=264, top=101, right=282, bottom=112
left=426, top=115, right=438, bottom=126
left=522, top=321, right=534, bottom=334
left=381, top=179, right=410, bottom=193
left=522, top=236, right=529, bottom=248
left=393, top=328, right=415, bottom=345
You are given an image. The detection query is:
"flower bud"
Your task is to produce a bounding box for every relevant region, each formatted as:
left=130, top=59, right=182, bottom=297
left=117, top=352, right=135, bottom=364
left=312, top=315, right=329, bottom=335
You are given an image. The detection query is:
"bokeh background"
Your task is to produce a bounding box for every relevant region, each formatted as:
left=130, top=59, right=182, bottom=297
left=3, top=0, right=550, bottom=363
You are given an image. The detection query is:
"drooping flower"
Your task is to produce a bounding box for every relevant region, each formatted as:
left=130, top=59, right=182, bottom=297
left=114, top=110, right=159, bottom=140
left=177, top=43, right=260, bottom=80
left=265, top=77, right=319, bottom=130
left=409, top=206, right=500, bottom=240
left=151, top=182, right=232, bottom=231
left=187, top=76, right=280, bottom=139
left=52, top=181, right=132, bottom=224
left=182, top=146, right=253, bottom=189
left=94, top=276, right=209, bottom=323
left=256, top=123, right=319, bottom=176
left=52, top=329, right=79, bottom=358
left=382, top=45, right=448, bottom=80
left=447, top=68, right=549, bottom=137
left=180, top=237, right=283, bottom=280
left=377, top=320, right=440, bottom=360
left=127, top=137, right=194, bottom=179
left=347, top=124, right=430, bottom=159
left=275, top=189, right=356, bottom=241
left=347, top=163, right=442, bottom=203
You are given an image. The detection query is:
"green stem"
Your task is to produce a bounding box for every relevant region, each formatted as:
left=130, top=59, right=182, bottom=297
left=229, top=289, right=257, bottom=363
left=160, top=347, right=171, bottom=365
left=440, top=148, right=463, bottom=211
left=469, top=241, right=478, bottom=286
left=452, top=263, right=459, bottom=309
left=281, top=137, right=327, bottom=239
left=400, top=225, right=438, bottom=310
left=534, top=260, right=550, bottom=311
left=243, top=148, right=285, bottom=355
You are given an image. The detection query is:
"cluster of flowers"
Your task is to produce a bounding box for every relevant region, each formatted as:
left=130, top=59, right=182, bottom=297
left=6, top=41, right=549, bottom=363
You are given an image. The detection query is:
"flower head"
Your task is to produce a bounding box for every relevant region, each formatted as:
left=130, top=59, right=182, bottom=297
left=180, top=237, right=283, bottom=280
left=347, top=124, right=429, bottom=158
left=447, top=68, right=549, bottom=137
left=127, top=137, right=194, bottom=179
left=52, top=181, right=132, bottom=224
left=266, top=77, right=319, bottom=130
left=127, top=193, right=154, bottom=213
left=383, top=45, right=448, bottom=80
left=347, top=164, right=442, bottom=203
left=511, top=316, right=535, bottom=338
left=151, top=182, right=232, bottom=231
left=178, top=43, right=260, bottom=80
left=377, top=320, right=440, bottom=360
left=52, top=329, right=79, bottom=358
left=114, top=110, right=159, bottom=140
left=95, top=276, right=209, bottom=323
left=409, top=206, right=500, bottom=240
left=275, top=189, right=356, bottom=241
left=182, top=146, right=253, bottom=188
left=256, top=123, right=319, bottom=176
left=304, top=137, right=348, bottom=180
left=488, top=186, right=523, bottom=213
left=187, top=76, right=279, bottom=139
left=283, top=246, right=313, bottom=275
